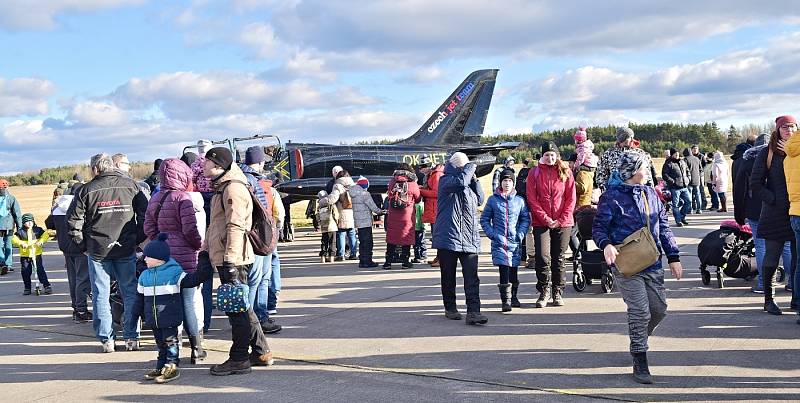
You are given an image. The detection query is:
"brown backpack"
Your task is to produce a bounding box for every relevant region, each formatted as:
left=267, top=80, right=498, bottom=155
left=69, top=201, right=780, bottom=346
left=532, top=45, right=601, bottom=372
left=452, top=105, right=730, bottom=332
left=220, top=180, right=278, bottom=256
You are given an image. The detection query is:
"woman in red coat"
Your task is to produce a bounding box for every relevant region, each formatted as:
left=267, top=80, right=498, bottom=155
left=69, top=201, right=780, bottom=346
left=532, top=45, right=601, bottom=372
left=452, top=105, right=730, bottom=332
left=526, top=142, right=576, bottom=308
left=419, top=157, right=445, bottom=267
left=384, top=164, right=421, bottom=270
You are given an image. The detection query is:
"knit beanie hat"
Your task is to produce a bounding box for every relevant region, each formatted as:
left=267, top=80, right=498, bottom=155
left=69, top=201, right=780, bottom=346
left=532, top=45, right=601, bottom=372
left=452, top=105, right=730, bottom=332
left=153, top=158, right=163, bottom=171
left=499, top=168, right=515, bottom=182
left=245, top=146, right=266, bottom=165
left=755, top=133, right=770, bottom=147
left=449, top=152, right=469, bottom=168
left=317, top=190, right=328, bottom=199
left=356, top=176, right=369, bottom=190
left=540, top=141, right=559, bottom=155
left=205, top=147, right=234, bottom=170
left=573, top=126, right=587, bottom=143
left=618, top=150, right=646, bottom=182
left=332, top=165, right=343, bottom=178
left=776, top=115, right=797, bottom=128
left=669, top=148, right=679, bottom=158
left=21, top=213, right=34, bottom=224
left=143, top=233, right=171, bottom=262
left=616, top=127, right=634, bottom=144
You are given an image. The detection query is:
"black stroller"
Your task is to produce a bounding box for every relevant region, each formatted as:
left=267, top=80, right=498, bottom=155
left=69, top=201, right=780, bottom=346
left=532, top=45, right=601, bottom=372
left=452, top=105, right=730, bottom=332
left=697, top=220, right=784, bottom=288
left=572, top=206, right=614, bottom=293
left=110, top=255, right=147, bottom=331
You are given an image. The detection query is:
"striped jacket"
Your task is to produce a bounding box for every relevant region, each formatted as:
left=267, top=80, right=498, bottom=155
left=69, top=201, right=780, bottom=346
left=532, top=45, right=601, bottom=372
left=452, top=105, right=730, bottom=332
left=132, top=252, right=212, bottom=329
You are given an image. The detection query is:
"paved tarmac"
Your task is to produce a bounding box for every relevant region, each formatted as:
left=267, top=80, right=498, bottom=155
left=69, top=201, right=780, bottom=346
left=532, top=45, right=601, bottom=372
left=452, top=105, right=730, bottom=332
left=0, top=211, right=798, bottom=402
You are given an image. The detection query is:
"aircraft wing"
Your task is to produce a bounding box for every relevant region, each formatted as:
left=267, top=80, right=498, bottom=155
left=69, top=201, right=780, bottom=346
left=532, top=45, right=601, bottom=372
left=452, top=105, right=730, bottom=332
left=276, top=176, right=396, bottom=201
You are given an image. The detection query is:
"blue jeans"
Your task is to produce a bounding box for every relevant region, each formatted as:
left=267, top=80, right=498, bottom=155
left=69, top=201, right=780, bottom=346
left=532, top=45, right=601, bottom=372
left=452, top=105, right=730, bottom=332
left=182, top=285, right=203, bottom=336
left=153, top=327, right=180, bottom=368
left=88, top=254, right=140, bottom=342
left=336, top=228, right=358, bottom=258
left=247, top=255, right=266, bottom=312
left=688, top=185, right=702, bottom=212
left=750, top=219, right=792, bottom=289
left=250, top=253, right=272, bottom=323
left=0, top=234, right=12, bottom=268
left=267, top=250, right=281, bottom=313
left=414, top=229, right=427, bottom=260
left=670, top=188, right=692, bottom=223
left=201, top=277, right=212, bottom=332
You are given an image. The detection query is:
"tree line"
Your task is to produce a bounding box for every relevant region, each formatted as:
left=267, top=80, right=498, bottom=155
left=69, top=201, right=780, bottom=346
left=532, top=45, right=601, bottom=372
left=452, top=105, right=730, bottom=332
left=2, top=163, right=153, bottom=186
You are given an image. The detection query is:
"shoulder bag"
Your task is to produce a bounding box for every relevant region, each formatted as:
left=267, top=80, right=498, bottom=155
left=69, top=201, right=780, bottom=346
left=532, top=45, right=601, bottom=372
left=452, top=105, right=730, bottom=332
left=613, top=189, right=660, bottom=277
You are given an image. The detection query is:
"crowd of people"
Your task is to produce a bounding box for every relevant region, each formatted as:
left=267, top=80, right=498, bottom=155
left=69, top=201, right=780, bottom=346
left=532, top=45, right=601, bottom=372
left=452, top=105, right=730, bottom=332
left=0, top=120, right=797, bottom=385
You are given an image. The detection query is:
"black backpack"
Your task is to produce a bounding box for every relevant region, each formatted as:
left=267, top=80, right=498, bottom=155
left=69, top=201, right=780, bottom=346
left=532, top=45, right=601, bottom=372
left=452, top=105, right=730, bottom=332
left=220, top=180, right=278, bottom=256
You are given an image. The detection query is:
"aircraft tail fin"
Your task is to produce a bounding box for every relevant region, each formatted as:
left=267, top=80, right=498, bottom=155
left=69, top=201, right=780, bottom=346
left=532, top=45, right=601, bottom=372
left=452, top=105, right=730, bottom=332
left=398, top=69, right=497, bottom=146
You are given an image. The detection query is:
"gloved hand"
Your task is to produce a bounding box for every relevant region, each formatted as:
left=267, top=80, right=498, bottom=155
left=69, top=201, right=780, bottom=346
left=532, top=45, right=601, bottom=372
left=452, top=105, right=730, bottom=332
left=218, top=261, right=237, bottom=284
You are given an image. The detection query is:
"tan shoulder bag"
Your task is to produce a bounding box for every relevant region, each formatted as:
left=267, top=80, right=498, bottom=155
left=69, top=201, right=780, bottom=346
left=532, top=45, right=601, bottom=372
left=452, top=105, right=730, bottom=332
left=613, top=189, right=660, bottom=277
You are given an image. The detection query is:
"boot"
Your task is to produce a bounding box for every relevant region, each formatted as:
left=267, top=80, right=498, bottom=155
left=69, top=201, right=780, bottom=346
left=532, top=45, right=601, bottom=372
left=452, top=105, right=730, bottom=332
left=189, top=334, right=207, bottom=364
left=763, top=266, right=783, bottom=315
left=465, top=312, right=488, bottom=325
left=632, top=352, right=653, bottom=384
left=550, top=286, right=564, bottom=307
left=210, top=359, right=251, bottom=376
left=498, top=284, right=511, bottom=312
left=535, top=286, right=551, bottom=308
left=510, top=282, right=521, bottom=308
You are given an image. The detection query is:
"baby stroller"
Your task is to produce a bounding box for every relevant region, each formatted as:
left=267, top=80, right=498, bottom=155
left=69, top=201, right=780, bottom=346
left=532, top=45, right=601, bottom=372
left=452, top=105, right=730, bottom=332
left=572, top=206, right=614, bottom=293
left=697, top=220, right=783, bottom=288
left=110, top=255, right=147, bottom=331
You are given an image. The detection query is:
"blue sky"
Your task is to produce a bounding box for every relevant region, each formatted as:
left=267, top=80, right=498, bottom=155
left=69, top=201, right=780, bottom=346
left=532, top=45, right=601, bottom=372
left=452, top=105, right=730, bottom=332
left=1, top=0, right=800, bottom=173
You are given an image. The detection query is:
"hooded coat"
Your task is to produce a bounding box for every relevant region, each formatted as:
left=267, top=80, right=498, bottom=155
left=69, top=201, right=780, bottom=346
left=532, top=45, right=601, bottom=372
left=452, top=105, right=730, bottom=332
left=526, top=162, right=576, bottom=228
left=349, top=184, right=382, bottom=229
left=419, top=164, right=444, bottom=224
left=431, top=162, right=484, bottom=254
left=734, top=145, right=767, bottom=225
left=750, top=147, right=793, bottom=241
left=206, top=164, right=254, bottom=267
left=711, top=152, right=730, bottom=193
left=143, top=158, right=203, bottom=272
left=730, top=142, right=752, bottom=189
left=386, top=170, right=421, bottom=245
left=593, top=184, right=680, bottom=274
left=324, top=176, right=356, bottom=230
left=480, top=189, right=531, bottom=267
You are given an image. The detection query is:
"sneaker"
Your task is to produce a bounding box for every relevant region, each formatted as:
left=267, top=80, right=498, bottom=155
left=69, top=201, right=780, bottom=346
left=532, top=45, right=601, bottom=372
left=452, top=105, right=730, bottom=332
left=382, top=262, right=392, bottom=270
left=752, top=285, right=765, bottom=294
left=681, top=220, right=689, bottom=226
left=465, top=312, right=488, bottom=326
left=249, top=351, right=275, bottom=367
left=23, top=289, right=31, bottom=295
left=675, top=222, right=684, bottom=228
left=359, top=261, right=379, bottom=268
left=210, top=359, right=252, bottom=376
left=144, top=368, right=162, bottom=380
left=320, top=256, right=326, bottom=263
left=411, top=258, right=422, bottom=264
left=74, top=311, right=92, bottom=323
left=261, top=319, right=282, bottom=334
left=43, top=286, right=53, bottom=295
left=268, top=309, right=277, bottom=315
left=401, top=261, right=413, bottom=270
left=334, top=256, right=344, bottom=262
left=125, top=339, right=140, bottom=351
left=347, top=255, right=358, bottom=261
left=155, top=364, right=180, bottom=384
left=102, top=340, right=115, bottom=353
left=444, top=311, right=462, bottom=320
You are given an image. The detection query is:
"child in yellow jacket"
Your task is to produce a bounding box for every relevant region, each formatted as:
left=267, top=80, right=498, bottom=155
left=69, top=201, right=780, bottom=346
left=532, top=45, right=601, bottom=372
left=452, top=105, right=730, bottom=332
left=12, top=213, right=51, bottom=295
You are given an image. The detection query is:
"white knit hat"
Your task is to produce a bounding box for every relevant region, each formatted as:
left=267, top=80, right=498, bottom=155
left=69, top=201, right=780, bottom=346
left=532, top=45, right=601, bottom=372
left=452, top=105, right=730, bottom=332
left=449, top=152, right=469, bottom=168
left=332, top=165, right=343, bottom=177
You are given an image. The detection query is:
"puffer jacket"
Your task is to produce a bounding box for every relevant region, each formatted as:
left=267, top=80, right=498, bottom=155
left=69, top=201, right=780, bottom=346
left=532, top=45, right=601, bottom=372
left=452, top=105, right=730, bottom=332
left=431, top=162, right=484, bottom=254
left=206, top=164, right=254, bottom=267
left=317, top=197, right=340, bottom=232
left=143, top=159, right=202, bottom=272
left=480, top=189, right=530, bottom=267
left=785, top=134, right=800, bottom=216
left=66, top=171, right=147, bottom=261
left=730, top=142, right=752, bottom=189
left=12, top=225, right=50, bottom=257
left=191, top=157, right=213, bottom=193
left=325, top=176, right=356, bottom=229
left=0, top=193, right=22, bottom=232
left=386, top=171, right=421, bottom=246
left=750, top=147, right=793, bottom=241
left=239, top=164, right=269, bottom=209
left=526, top=163, right=576, bottom=228
left=592, top=183, right=680, bottom=273
left=662, top=158, right=690, bottom=190
left=574, top=167, right=594, bottom=208
left=734, top=145, right=767, bottom=225
left=419, top=164, right=444, bottom=224
left=45, top=195, right=83, bottom=256
left=349, top=184, right=381, bottom=229
left=132, top=253, right=212, bottom=329
left=711, top=152, right=729, bottom=193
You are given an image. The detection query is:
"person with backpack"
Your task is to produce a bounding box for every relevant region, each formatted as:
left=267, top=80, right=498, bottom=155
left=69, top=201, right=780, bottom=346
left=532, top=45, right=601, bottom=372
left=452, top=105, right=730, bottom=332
left=492, top=155, right=516, bottom=191
left=350, top=176, right=383, bottom=268
left=143, top=158, right=207, bottom=364
left=384, top=164, right=421, bottom=269
left=527, top=142, right=576, bottom=308
left=239, top=146, right=282, bottom=335
left=202, top=147, right=275, bottom=375
left=481, top=168, right=531, bottom=312
left=316, top=190, right=339, bottom=262
left=325, top=170, right=358, bottom=261
left=418, top=156, right=444, bottom=267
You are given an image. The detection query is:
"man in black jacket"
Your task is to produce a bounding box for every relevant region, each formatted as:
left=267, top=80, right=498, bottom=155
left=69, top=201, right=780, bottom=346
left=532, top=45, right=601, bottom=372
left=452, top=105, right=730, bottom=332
left=661, top=149, right=692, bottom=227
left=46, top=191, right=92, bottom=323
left=682, top=148, right=703, bottom=214
left=67, top=153, right=147, bottom=353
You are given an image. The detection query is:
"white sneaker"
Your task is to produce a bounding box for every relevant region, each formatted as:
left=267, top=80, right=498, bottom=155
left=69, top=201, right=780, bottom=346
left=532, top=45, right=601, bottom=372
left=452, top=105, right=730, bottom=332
left=267, top=309, right=277, bottom=315
left=125, top=339, right=140, bottom=351
left=102, top=340, right=115, bottom=353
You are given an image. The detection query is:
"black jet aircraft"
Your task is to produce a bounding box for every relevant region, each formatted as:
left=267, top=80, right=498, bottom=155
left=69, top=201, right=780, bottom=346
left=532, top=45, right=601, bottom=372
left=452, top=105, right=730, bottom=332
left=263, top=69, right=518, bottom=200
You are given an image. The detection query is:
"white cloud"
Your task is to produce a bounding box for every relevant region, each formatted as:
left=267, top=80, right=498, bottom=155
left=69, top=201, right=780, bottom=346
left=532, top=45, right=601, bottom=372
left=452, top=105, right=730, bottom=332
left=239, top=22, right=282, bottom=59
left=0, top=77, right=56, bottom=116
left=68, top=101, right=129, bottom=126
left=0, top=0, right=146, bottom=31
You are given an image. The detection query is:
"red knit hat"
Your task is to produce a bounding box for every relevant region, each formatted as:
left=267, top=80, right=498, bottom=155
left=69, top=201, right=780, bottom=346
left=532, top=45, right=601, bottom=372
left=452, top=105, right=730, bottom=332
left=573, top=126, right=587, bottom=143
left=776, top=115, right=797, bottom=128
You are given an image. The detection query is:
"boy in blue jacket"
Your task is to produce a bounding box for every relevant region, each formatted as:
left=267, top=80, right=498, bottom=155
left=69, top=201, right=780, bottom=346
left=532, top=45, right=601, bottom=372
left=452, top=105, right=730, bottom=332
left=133, top=233, right=213, bottom=384
left=480, top=169, right=531, bottom=312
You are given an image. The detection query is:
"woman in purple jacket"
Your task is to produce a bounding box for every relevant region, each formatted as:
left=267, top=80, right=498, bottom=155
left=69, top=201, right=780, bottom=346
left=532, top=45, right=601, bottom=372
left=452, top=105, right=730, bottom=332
left=144, top=158, right=206, bottom=364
